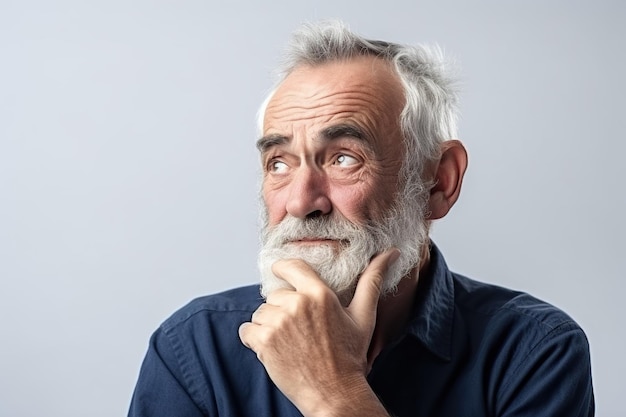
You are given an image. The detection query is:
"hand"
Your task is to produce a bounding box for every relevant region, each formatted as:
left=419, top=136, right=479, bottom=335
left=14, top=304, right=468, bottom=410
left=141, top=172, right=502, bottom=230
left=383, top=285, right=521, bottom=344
left=238, top=248, right=400, bottom=417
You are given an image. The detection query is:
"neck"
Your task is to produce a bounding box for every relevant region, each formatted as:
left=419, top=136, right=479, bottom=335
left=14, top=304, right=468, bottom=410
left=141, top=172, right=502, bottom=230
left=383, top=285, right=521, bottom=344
left=366, top=244, right=431, bottom=368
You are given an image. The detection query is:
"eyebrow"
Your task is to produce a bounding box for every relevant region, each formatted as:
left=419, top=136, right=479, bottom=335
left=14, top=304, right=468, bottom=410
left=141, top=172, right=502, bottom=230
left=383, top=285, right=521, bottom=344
left=256, top=134, right=288, bottom=153
left=320, top=123, right=369, bottom=142
left=256, top=123, right=373, bottom=154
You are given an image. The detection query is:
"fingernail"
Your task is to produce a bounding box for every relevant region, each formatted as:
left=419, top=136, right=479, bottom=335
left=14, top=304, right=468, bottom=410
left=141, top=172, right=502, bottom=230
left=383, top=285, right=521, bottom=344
left=389, top=248, right=400, bottom=264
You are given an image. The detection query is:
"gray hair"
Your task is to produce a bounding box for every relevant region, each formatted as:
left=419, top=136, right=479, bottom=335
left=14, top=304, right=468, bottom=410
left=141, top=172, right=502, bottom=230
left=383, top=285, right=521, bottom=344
left=257, top=20, right=460, bottom=191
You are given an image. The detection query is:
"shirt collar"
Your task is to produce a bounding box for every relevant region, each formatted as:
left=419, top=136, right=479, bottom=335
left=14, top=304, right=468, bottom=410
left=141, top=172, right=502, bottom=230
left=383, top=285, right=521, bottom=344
left=404, top=242, right=455, bottom=361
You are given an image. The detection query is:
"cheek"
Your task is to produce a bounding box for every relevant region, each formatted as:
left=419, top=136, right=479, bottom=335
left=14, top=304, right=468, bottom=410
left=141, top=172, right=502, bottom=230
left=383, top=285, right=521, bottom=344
left=262, top=187, right=287, bottom=226
left=328, top=186, right=375, bottom=222
left=331, top=180, right=396, bottom=222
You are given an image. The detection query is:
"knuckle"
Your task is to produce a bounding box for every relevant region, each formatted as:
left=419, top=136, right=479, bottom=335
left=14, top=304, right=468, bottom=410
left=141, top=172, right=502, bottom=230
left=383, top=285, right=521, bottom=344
left=313, top=285, right=335, bottom=304
left=238, top=324, right=253, bottom=347
left=257, top=329, right=272, bottom=346
left=286, top=292, right=308, bottom=313
left=306, top=284, right=325, bottom=300
left=251, top=304, right=266, bottom=323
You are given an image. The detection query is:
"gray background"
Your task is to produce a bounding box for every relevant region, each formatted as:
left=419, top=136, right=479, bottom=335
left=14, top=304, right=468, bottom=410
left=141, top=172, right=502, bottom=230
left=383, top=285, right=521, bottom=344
left=1, top=1, right=624, bottom=416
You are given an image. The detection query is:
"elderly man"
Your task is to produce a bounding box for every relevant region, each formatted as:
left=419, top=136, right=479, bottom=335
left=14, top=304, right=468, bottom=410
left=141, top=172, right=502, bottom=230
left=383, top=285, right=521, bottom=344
left=128, top=21, right=594, bottom=416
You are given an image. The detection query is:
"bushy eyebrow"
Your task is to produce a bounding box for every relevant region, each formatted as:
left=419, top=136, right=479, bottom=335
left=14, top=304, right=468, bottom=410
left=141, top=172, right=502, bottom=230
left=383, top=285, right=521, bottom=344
left=256, top=134, right=288, bottom=153
left=320, top=123, right=368, bottom=142
left=256, top=123, right=373, bottom=154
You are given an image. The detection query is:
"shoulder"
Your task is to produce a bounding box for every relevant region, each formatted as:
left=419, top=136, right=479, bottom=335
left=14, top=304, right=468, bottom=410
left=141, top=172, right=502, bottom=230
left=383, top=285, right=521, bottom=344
left=451, top=273, right=591, bottom=379
left=452, top=273, right=592, bottom=395
left=160, top=284, right=263, bottom=333
left=451, top=274, right=593, bottom=413
left=131, top=285, right=278, bottom=416
left=452, top=273, right=580, bottom=335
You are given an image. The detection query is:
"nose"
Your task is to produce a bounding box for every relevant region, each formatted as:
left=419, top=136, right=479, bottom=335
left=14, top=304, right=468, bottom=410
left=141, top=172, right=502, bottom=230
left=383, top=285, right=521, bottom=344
left=285, top=165, right=332, bottom=219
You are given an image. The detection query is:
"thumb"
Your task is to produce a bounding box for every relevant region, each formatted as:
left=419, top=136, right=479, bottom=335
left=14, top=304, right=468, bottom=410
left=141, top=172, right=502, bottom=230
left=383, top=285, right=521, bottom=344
left=348, top=248, right=400, bottom=326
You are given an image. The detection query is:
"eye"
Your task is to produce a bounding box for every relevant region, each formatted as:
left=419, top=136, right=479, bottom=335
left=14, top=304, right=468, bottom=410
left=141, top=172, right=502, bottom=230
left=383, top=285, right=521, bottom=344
left=269, top=160, right=288, bottom=174
left=334, top=154, right=359, bottom=167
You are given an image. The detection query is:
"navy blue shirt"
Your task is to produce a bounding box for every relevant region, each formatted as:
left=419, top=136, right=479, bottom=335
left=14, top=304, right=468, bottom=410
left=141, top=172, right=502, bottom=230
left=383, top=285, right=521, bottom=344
left=128, top=246, right=594, bottom=416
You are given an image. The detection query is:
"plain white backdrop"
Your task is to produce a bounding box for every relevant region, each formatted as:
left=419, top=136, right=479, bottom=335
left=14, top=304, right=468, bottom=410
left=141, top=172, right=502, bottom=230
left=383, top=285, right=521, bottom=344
left=1, top=1, right=624, bottom=416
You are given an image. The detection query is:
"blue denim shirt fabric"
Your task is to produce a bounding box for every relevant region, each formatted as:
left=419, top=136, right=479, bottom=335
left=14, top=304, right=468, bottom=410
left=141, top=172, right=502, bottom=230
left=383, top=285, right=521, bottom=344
left=128, top=245, right=594, bottom=416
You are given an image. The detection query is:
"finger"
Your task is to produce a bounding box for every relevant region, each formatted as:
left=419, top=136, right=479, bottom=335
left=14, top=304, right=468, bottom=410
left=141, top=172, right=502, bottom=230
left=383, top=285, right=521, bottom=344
left=271, top=258, right=326, bottom=294
left=265, top=285, right=302, bottom=305
left=251, top=304, right=265, bottom=324
left=238, top=321, right=258, bottom=350
left=266, top=290, right=292, bottom=307
left=251, top=303, right=281, bottom=324
left=348, top=248, right=400, bottom=325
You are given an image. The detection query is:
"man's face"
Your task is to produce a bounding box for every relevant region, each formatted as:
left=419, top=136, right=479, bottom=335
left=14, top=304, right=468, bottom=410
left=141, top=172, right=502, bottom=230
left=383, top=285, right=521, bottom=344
left=257, top=56, right=428, bottom=301
left=260, top=56, right=406, bottom=229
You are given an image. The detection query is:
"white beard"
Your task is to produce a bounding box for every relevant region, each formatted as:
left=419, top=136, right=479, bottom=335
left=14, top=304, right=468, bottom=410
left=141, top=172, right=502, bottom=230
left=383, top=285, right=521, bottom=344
left=258, top=183, right=430, bottom=304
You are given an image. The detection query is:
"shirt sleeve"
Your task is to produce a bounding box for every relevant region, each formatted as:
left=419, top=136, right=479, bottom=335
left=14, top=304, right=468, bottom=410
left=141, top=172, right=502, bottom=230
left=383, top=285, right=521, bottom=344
left=128, top=327, right=206, bottom=417
left=497, top=321, right=595, bottom=417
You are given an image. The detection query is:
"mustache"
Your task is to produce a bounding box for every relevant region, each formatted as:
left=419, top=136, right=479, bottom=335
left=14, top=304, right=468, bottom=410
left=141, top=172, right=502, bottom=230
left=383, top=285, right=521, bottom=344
left=262, top=215, right=370, bottom=245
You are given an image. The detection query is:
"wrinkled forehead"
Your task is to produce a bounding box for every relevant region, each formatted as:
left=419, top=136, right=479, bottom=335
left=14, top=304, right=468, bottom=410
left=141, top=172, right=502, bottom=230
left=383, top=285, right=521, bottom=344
left=258, top=56, right=405, bottom=135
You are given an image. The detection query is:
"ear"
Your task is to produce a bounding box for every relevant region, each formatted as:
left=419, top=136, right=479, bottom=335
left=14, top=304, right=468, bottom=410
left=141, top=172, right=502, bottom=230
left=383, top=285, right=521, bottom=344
left=427, top=140, right=468, bottom=220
